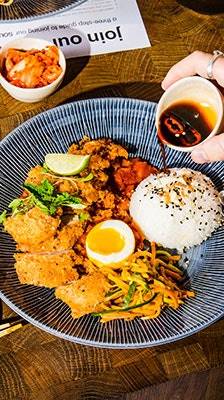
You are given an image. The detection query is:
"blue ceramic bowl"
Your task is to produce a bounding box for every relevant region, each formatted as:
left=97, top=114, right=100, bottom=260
left=0, top=98, right=223, bottom=348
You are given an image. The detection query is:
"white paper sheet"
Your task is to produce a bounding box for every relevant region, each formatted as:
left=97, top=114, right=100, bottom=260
left=0, top=0, right=150, bottom=58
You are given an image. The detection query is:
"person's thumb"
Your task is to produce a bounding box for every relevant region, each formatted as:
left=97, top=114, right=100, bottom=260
left=191, top=133, right=224, bottom=163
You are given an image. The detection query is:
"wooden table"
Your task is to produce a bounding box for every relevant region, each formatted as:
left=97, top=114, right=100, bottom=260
left=1, top=1, right=224, bottom=399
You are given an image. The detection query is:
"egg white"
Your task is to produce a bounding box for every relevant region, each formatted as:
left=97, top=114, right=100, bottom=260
left=86, top=219, right=135, bottom=266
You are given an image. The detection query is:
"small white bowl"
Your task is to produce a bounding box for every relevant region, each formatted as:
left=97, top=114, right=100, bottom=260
left=155, top=76, right=224, bottom=152
left=0, top=38, right=66, bottom=103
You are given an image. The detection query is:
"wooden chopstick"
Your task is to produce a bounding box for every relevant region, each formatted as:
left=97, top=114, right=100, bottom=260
left=0, top=314, right=27, bottom=337
left=0, top=323, right=23, bottom=338
left=0, top=318, right=24, bottom=331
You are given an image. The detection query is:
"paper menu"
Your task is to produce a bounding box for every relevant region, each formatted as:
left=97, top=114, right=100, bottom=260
left=0, top=0, right=151, bottom=58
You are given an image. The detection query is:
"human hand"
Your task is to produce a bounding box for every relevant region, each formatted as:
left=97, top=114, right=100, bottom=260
left=161, top=50, right=224, bottom=90
left=161, top=51, right=224, bottom=163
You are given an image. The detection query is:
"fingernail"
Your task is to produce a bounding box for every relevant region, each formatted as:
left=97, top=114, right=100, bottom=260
left=191, top=150, right=209, bottom=164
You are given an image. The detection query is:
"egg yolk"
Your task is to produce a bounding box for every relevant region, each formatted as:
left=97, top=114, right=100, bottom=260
left=86, top=225, right=125, bottom=255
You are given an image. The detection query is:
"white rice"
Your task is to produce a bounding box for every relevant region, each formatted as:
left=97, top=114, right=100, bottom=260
left=129, top=168, right=223, bottom=252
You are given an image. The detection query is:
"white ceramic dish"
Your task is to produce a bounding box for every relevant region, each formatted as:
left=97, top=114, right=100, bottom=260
left=155, top=76, right=224, bottom=152
left=0, top=37, right=66, bottom=103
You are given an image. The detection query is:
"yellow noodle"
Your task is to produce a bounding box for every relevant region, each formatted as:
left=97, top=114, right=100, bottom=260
left=96, top=247, right=194, bottom=322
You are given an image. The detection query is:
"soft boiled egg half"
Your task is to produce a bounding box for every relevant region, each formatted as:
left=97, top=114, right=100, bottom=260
left=86, top=219, right=135, bottom=266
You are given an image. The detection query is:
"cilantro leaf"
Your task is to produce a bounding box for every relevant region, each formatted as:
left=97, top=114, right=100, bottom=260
left=23, top=179, right=54, bottom=202
left=32, top=197, right=50, bottom=215
left=8, top=197, right=34, bottom=216
left=51, top=192, right=85, bottom=211
left=23, top=180, right=85, bottom=215
left=53, top=192, right=81, bottom=206
left=9, top=198, right=25, bottom=214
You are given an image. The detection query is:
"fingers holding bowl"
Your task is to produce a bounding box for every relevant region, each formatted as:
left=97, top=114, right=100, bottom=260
left=162, top=50, right=224, bottom=90
left=191, top=133, right=224, bottom=163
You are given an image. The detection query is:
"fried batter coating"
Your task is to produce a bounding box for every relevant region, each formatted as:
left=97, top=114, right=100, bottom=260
left=15, top=250, right=78, bottom=288
left=4, top=207, right=60, bottom=252
left=43, top=221, right=84, bottom=252
left=25, top=166, right=56, bottom=186
left=68, top=137, right=128, bottom=162
left=55, top=272, right=109, bottom=318
left=77, top=181, right=99, bottom=204
left=98, top=190, right=115, bottom=209
left=92, top=209, right=113, bottom=224
left=18, top=220, right=84, bottom=253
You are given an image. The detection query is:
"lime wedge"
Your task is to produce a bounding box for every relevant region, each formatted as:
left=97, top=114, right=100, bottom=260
left=44, top=154, right=90, bottom=176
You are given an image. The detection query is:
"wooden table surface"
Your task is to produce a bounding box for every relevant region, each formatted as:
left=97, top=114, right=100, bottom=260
left=1, top=1, right=224, bottom=399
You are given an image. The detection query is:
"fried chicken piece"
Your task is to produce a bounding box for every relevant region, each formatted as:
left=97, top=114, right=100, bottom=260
left=55, top=272, right=109, bottom=318
left=15, top=250, right=78, bottom=288
left=114, top=196, right=131, bottom=223
left=92, top=209, right=113, bottom=224
left=25, top=166, right=56, bottom=186
left=98, top=190, right=115, bottom=209
left=77, top=181, right=99, bottom=204
left=56, top=179, right=77, bottom=194
left=4, top=207, right=60, bottom=252
left=25, top=220, right=84, bottom=253
left=89, top=154, right=110, bottom=170
left=68, top=137, right=128, bottom=162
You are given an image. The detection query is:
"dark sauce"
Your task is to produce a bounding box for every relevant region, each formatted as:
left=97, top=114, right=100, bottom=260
left=159, top=139, right=168, bottom=171
left=158, top=100, right=217, bottom=148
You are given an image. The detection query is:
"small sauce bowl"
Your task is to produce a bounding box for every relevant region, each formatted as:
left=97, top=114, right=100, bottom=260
left=155, top=76, right=224, bottom=152
left=0, top=37, right=66, bottom=103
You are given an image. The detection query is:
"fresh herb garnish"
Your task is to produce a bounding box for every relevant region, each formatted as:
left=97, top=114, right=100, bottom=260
left=23, top=180, right=85, bottom=215
left=24, top=180, right=54, bottom=202
left=9, top=196, right=35, bottom=216
left=0, top=179, right=86, bottom=223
